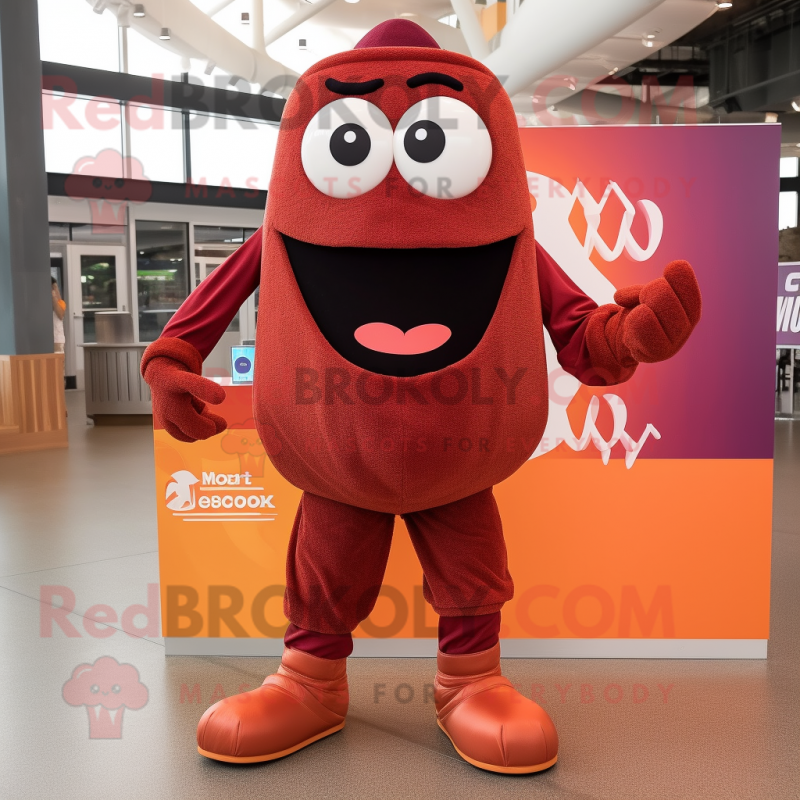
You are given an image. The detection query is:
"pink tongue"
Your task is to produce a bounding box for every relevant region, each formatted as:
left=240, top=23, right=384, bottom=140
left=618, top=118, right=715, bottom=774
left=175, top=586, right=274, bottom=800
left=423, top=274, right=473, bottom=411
left=355, top=323, right=451, bottom=355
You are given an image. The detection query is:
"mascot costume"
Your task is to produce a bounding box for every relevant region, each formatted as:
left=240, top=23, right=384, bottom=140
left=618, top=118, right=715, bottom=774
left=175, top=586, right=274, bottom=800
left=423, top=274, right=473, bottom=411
left=141, top=20, right=701, bottom=774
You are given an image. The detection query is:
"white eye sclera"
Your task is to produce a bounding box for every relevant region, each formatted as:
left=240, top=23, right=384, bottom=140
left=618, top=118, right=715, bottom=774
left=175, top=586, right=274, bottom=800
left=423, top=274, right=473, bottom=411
left=300, top=97, right=394, bottom=199
left=393, top=96, right=492, bottom=200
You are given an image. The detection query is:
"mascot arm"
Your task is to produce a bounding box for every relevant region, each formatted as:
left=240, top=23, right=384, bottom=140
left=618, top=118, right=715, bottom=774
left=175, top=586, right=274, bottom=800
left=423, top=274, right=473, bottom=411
left=140, top=226, right=263, bottom=442
left=537, top=243, right=701, bottom=387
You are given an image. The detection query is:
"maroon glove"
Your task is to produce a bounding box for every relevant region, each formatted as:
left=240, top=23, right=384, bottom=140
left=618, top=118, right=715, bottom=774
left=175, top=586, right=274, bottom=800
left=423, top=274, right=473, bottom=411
left=586, top=260, right=702, bottom=385
left=140, top=337, right=227, bottom=443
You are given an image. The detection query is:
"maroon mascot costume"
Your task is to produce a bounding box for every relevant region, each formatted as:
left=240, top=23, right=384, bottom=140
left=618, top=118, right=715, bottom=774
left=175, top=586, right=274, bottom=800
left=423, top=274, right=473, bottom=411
left=141, top=20, right=701, bottom=774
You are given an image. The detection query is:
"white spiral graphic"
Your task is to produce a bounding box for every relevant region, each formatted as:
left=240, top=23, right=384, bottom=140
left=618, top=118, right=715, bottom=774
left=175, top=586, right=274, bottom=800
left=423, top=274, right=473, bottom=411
left=529, top=172, right=664, bottom=468
left=575, top=180, right=663, bottom=262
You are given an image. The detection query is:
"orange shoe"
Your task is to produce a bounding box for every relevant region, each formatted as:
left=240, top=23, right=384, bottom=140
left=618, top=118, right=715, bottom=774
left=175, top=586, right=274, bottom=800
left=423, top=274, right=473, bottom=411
left=435, top=644, right=558, bottom=774
left=197, top=647, right=348, bottom=763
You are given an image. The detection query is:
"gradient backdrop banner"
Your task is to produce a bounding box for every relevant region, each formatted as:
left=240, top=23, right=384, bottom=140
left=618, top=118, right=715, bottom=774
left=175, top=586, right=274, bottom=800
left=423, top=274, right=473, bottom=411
left=155, top=124, right=777, bottom=654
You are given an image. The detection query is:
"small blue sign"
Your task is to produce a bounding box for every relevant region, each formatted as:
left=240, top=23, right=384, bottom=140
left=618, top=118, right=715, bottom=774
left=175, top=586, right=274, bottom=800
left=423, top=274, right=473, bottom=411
left=231, top=346, right=255, bottom=384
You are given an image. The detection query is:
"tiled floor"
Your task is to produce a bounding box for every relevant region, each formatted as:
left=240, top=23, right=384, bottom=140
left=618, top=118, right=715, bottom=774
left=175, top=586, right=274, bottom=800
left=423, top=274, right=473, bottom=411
left=0, top=392, right=797, bottom=799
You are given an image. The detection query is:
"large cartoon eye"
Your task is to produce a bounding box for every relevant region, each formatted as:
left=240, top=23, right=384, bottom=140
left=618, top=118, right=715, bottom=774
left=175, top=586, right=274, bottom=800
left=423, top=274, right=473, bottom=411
left=301, top=98, right=393, bottom=199
left=393, top=96, right=492, bottom=199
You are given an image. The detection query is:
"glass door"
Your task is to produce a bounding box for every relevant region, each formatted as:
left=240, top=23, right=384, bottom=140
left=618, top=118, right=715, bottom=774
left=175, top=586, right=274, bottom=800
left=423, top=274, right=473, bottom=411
left=66, top=244, right=128, bottom=390
left=194, top=256, right=244, bottom=377
left=136, top=221, right=190, bottom=343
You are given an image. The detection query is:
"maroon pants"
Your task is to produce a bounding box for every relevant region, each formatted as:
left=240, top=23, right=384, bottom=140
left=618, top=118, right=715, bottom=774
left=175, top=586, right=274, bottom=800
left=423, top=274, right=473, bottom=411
left=283, top=488, right=513, bottom=657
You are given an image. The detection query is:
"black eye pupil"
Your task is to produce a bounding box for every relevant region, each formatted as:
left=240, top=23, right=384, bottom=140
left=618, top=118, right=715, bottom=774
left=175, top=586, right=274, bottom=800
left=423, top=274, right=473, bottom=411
left=404, top=121, right=446, bottom=164
left=115, top=179, right=125, bottom=188
left=92, top=177, right=102, bottom=187
left=330, top=123, right=370, bottom=167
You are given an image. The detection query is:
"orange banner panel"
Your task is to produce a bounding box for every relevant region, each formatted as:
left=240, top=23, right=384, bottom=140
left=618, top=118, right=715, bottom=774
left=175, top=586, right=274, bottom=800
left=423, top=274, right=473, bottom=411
left=155, top=426, right=771, bottom=641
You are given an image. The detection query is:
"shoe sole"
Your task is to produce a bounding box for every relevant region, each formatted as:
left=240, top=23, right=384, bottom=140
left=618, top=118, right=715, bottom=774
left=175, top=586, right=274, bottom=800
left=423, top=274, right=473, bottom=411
left=197, top=721, right=345, bottom=764
left=437, top=719, right=558, bottom=775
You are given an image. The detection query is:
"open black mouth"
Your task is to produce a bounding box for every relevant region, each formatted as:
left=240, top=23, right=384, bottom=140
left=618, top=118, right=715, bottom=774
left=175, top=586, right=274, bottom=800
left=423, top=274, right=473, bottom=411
left=282, top=234, right=516, bottom=377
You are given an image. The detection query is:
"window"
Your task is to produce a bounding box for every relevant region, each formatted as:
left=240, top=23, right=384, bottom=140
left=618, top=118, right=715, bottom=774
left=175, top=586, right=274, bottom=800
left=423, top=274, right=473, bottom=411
left=780, top=157, right=799, bottom=178
left=189, top=114, right=279, bottom=190
left=70, top=224, right=126, bottom=245
left=194, top=226, right=247, bottom=245
left=48, top=223, right=126, bottom=244
left=126, top=26, right=185, bottom=81
left=128, top=104, right=185, bottom=183
left=38, top=0, right=119, bottom=72
left=779, top=192, right=798, bottom=230
left=136, top=221, right=190, bottom=342
left=42, top=94, right=123, bottom=176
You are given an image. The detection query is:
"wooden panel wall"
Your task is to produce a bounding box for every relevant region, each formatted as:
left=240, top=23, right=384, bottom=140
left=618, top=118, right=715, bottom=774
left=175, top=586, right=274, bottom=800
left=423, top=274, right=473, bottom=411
left=0, top=354, right=68, bottom=454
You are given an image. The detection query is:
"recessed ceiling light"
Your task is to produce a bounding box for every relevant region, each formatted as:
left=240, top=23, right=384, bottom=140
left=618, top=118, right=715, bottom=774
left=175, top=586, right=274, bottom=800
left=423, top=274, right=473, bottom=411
left=132, top=3, right=145, bottom=16
left=716, top=2, right=733, bottom=8
left=792, top=99, right=800, bottom=112
left=344, top=0, right=360, bottom=4
left=642, top=37, right=654, bottom=47
left=159, top=27, right=171, bottom=40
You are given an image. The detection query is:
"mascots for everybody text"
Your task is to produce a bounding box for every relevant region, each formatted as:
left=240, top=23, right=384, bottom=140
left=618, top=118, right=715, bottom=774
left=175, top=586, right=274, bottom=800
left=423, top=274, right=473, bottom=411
left=142, top=20, right=701, bottom=774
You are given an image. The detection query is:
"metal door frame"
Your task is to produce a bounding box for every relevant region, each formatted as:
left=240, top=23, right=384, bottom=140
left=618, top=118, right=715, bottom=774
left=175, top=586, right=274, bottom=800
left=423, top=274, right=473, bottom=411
left=65, top=243, right=129, bottom=390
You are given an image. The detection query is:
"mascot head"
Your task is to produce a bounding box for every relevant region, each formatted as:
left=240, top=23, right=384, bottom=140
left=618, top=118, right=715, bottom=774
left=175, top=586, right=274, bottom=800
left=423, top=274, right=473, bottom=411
left=265, top=19, right=535, bottom=377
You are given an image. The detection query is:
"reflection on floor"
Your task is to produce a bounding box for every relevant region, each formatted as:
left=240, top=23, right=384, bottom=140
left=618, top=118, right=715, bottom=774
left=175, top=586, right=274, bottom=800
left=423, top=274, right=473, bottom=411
left=0, top=391, right=797, bottom=800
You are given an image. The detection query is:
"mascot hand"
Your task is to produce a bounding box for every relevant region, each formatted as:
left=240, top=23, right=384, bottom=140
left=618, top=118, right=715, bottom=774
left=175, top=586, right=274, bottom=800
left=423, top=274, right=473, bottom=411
left=140, top=337, right=227, bottom=443
left=615, top=260, right=702, bottom=364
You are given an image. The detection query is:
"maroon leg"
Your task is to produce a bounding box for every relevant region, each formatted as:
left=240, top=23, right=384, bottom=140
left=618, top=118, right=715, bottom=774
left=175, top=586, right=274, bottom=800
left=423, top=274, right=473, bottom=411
left=438, top=611, right=501, bottom=654
left=402, top=487, right=510, bottom=655
left=284, top=623, right=354, bottom=660
left=283, top=491, right=395, bottom=659
left=402, top=487, right=513, bottom=617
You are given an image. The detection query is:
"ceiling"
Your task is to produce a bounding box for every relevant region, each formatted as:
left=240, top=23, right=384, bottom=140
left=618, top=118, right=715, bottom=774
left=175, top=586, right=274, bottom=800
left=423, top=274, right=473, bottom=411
left=88, top=0, right=800, bottom=146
